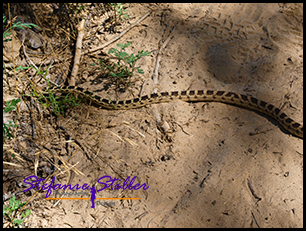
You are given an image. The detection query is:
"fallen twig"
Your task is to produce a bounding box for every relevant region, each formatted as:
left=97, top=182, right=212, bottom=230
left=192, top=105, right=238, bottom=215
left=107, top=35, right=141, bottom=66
left=247, top=178, right=262, bottom=201
left=151, top=22, right=178, bottom=133
left=69, top=19, right=85, bottom=86
left=152, top=23, right=178, bottom=88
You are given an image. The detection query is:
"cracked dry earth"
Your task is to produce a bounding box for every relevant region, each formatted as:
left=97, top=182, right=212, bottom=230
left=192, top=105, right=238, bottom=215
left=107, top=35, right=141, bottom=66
left=4, top=3, right=302, bottom=228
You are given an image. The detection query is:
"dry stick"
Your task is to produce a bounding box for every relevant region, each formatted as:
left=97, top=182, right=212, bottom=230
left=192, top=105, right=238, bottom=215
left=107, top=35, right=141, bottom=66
left=152, top=23, right=178, bottom=89
left=151, top=23, right=178, bottom=132
left=83, top=10, right=151, bottom=55
left=69, top=19, right=85, bottom=86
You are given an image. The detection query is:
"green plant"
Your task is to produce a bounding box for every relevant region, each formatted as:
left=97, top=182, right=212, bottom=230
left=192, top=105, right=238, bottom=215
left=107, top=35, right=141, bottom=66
left=103, top=42, right=150, bottom=83
left=3, top=98, right=21, bottom=141
left=108, top=3, right=129, bottom=21
left=3, top=196, right=31, bottom=227
left=3, top=14, right=40, bottom=43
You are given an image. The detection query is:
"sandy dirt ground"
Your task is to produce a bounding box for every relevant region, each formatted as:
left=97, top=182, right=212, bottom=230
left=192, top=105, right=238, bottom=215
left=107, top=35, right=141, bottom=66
left=3, top=3, right=303, bottom=228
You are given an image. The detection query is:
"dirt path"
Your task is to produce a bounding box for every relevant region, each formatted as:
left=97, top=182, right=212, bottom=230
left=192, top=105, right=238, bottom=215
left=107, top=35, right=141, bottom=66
left=4, top=3, right=303, bottom=228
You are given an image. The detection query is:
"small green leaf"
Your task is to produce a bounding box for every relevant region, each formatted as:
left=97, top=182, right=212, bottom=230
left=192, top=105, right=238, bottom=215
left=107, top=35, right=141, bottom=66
left=143, top=50, right=151, bottom=56
left=4, top=99, right=21, bottom=112
left=13, top=219, right=24, bottom=226
left=25, top=209, right=31, bottom=216
left=15, top=65, right=31, bottom=71
left=110, top=73, right=118, bottom=77
left=3, top=205, right=10, bottom=215
left=118, top=51, right=128, bottom=58
left=137, top=68, right=144, bottom=74
left=19, top=23, right=40, bottom=30
left=3, top=38, right=12, bottom=42
left=108, top=48, right=117, bottom=54
left=117, top=42, right=131, bottom=49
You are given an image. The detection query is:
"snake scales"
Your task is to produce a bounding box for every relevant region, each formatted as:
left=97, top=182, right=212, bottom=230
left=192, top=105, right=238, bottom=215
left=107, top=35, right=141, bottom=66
left=48, top=86, right=303, bottom=138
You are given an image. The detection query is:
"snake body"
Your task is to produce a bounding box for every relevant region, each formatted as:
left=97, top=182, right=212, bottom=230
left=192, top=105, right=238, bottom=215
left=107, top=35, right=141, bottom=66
left=49, top=86, right=303, bottom=138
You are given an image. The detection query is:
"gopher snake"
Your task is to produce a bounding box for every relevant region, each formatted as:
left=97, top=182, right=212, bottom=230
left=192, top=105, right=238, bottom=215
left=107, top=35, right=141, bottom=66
left=48, top=86, right=303, bottom=138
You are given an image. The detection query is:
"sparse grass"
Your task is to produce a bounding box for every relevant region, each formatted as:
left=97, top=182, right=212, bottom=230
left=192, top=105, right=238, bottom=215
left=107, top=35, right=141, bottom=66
left=36, top=86, right=82, bottom=117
